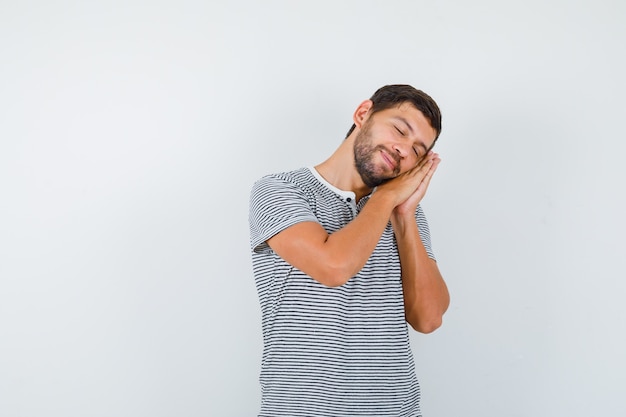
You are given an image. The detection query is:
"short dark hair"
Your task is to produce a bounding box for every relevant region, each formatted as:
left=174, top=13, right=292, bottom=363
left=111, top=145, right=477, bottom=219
left=345, top=84, right=442, bottom=141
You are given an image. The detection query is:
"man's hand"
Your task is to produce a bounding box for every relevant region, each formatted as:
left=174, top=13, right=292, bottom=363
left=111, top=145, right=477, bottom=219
left=376, top=152, right=441, bottom=215
left=394, top=152, right=440, bottom=216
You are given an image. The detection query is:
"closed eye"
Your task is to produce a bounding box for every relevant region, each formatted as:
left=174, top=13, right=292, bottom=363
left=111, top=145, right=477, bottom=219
left=395, top=125, right=420, bottom=157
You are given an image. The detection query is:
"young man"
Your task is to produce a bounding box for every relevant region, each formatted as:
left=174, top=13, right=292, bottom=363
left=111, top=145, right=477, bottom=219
left=248, top=84, right=450, bottom=417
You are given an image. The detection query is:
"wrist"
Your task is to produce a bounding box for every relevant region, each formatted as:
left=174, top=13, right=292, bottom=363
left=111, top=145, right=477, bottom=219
left=391, top=209, right=415, bottom=231
left=370, top=187, right=401, bottom=210
left=392, top=203, right=417, bottom=219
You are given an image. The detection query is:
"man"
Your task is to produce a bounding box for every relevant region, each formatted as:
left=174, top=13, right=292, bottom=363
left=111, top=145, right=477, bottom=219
left=248, top=84, right=450, bottom=417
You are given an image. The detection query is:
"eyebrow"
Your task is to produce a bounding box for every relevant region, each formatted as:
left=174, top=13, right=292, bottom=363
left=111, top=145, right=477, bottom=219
left=395, top=116, right=429, bottom=153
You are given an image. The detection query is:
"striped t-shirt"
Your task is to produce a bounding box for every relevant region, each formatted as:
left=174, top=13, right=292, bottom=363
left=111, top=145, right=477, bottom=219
left=249, top=167, right=435, bottom=417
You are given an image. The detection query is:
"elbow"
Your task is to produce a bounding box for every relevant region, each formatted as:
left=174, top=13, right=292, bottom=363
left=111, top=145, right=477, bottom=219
left=308, top=247, right=367, bottom=286
left=406, top=311, right=444, bottom=334
left=406, top=290, right=450, bottom=333
left=409, top=317, right=442, bottom=334
left=316, top=275, right=349, bottom=287
left=312, top=258, right=358, bottom=287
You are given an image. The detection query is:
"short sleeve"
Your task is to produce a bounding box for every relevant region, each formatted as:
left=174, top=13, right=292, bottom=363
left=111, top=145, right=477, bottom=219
left=249, top=174, right=319, bottom=253
left=416, top=204, right=436, bottom=261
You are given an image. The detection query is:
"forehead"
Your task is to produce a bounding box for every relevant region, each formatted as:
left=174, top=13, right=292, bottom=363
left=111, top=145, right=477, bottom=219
left=375, top=103, right=437, bottom=142
left=386, top=102, right=427, bottom=119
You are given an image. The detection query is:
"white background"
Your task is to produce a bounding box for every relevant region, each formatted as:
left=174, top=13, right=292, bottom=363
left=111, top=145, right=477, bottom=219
left=1, top=1, right=625, bottom=416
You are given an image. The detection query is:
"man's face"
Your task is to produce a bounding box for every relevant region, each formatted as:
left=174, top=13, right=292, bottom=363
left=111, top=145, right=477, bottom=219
left=354, top=103, right=437, bottom=188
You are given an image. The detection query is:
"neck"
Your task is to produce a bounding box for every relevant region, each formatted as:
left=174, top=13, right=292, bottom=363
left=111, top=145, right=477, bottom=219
left=314, top=135, right=372, bottom=202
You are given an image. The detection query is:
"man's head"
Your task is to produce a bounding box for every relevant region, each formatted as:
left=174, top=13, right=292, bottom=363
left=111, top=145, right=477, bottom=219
left=349, top=85, right=442, bottom=188
left=346, top=84, right=442, bottom=141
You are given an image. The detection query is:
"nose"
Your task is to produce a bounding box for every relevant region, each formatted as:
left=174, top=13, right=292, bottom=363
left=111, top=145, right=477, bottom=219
left=392, top=142, right=409, bottom=159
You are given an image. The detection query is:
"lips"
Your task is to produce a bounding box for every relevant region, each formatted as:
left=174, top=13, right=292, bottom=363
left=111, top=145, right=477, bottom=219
left=380, top=149, right=398, bottom=172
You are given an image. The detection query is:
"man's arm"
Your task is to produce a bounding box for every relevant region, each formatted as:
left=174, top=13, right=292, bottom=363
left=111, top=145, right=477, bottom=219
left=267, top=157, right=437, bottom=287
left=390, top=154, right=449, bottom=333
left=391, top=212, right=449, bottom=333
left=266, top=192, right=395, bottom=287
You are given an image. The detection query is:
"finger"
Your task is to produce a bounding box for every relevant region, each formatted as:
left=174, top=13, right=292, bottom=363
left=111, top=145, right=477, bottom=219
left=412, top=155, right=437, bottom=178
left=418, top=158, right=440, bottom=188
left=417, top=152, right=439, bottom=171
left=404, top=153, right=433, bottom=175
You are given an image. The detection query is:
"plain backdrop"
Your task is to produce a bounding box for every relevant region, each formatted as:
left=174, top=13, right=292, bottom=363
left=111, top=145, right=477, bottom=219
left=1, top=1, right=625, bottom=416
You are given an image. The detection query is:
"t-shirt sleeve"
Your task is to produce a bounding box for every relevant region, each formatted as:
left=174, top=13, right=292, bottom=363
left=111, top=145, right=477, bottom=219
left=416, top=204, right=436, bottom=261
left=249, top=174, right=319, bottom=254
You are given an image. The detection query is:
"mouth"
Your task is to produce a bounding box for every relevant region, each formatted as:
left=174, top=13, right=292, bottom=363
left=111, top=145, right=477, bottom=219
left=380, top=149, right=398, bottom=172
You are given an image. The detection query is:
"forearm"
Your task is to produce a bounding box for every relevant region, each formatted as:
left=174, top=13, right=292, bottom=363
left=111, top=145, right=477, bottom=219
left=268, top=188, right=401, bottom=287
left=392, top=213, right=450, bottom=333
left=320, top=191, right=398, bottom=284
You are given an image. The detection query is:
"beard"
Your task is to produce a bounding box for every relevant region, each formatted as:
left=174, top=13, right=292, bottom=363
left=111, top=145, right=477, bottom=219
left=353, top=123, right=400, bottom=188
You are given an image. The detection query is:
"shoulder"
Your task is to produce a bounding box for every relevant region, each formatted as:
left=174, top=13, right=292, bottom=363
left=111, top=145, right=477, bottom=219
left=253, top=167, right=311, bottom=187
left=249, top=167, right=319, bottom=209
left=249, top=168, right=321, bottom=251
left=251, top=167, right=316, bottom=197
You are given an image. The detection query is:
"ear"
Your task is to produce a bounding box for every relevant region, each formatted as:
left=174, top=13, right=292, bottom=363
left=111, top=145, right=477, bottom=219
left=352, top=100, right=373, bottom=128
